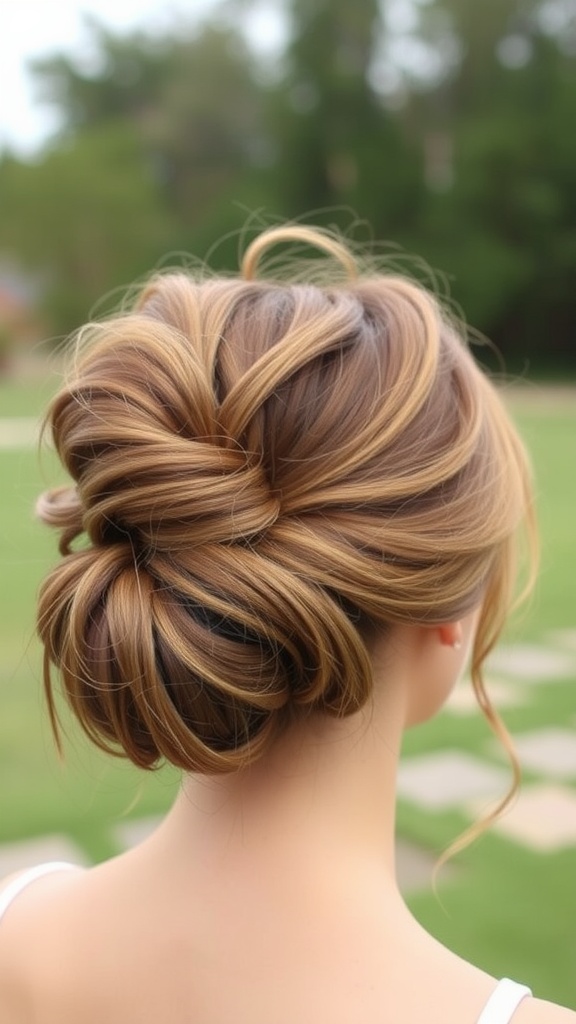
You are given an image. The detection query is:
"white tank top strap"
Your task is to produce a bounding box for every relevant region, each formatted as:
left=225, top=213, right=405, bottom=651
left=477, top=978, right=532, bottom=1023
left=0, top=861, right=80, bottom=923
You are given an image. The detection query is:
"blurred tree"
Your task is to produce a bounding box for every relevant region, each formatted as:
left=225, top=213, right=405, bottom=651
left=32, top=17, right=271, bottom=231
left=401, top=0, right=576, bottom=368
left=0, top=125, right=174, bottom=334
left=269, top=0, right=423, bottom=232
left=1, top=1, right=575, bottom=368
left=0, top=14, right=279, bottom=337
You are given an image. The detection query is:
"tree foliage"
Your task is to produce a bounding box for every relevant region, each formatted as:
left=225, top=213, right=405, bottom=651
left=1, top=0, right=575, bottom=369
left=31, top=18, right=269, bottom=227
left=0, top=125, right=174, bottom=334
left=404, top=0, right=576, bottom=367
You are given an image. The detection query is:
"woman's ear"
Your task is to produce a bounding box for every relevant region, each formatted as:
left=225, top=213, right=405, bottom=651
left=437, top=621, right=464, bottom=651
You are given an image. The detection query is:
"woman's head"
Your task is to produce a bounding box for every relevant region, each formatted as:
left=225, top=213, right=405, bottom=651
left=37, top=225, right=534, bottom=775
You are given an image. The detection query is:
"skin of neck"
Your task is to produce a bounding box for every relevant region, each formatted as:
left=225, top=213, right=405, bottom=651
left=162, top=624, right=431, bottom=898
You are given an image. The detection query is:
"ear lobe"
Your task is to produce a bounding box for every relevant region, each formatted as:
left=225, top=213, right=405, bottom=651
left=437, top=622, right=463, bottom=650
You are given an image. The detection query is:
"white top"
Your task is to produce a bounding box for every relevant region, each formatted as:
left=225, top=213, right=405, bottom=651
left=0, top=864, right=532, bottom=1022
left=477, top=978, right=532, bottom=1023
left=0, top=861, right=79, bottom=921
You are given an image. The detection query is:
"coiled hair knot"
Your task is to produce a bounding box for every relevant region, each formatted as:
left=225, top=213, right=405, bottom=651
left=37, top=225, right=534, bottom=775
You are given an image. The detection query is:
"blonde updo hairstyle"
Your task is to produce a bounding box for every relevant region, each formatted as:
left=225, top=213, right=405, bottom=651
left=37, top=226, right=533, bottom=786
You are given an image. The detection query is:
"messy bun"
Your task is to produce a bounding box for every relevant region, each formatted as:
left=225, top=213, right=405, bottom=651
left=37, top=226, right=533, bottom=774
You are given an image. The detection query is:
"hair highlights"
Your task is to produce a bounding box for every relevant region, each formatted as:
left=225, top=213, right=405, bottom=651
left=37, top=227, right=535, bottom=794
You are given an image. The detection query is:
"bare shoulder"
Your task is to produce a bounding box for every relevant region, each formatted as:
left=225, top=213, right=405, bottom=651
left=516, top=996, right=576, bottom=1022
left=0, top=864, right=82, bottom=920
left=0, top=865, right=85, bottom=1022
left=0, top=865, right=84, bottom=970
left=0, top=871, right=32, bottom=1022
left=0, top=863, right=84, bottom=939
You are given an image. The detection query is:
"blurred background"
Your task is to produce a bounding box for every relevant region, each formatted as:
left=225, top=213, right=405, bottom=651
left=1, top=0, right=576, bottom=1008
left=1, top=0, right=575, bottom=371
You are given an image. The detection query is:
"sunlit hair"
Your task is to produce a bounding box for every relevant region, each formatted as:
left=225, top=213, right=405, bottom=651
left=37, top=226, right=535, bottom=825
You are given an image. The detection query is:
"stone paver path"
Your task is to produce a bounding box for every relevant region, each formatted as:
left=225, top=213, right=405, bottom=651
left=547, top=629, right=576, bottom=653
left=487, top=643, right=576, bottom=681
left=0, top=417, right=39, bottom=449
left=446, top=675, right=526, bottom=715
left=398, top=751, right=510, bottom=810
left=484, top=785, right=576, bottom=852
left=512, top=728, right=576, bottom=780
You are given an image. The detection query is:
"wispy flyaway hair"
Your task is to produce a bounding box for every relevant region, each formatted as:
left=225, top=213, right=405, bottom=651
left=37, top=225, right=534, bottom=782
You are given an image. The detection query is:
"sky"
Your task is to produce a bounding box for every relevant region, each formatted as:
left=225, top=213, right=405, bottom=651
left=0, top=0, right=239, bottom=154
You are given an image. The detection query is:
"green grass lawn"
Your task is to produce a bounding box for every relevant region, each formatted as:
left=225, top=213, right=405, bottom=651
left=1, top=378, right=575, bottom=1004
left=0, top=368, right=63, bottom=418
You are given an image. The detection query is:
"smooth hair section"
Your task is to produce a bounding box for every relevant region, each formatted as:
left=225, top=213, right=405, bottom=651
left=37, top=226, right=534, bottom=779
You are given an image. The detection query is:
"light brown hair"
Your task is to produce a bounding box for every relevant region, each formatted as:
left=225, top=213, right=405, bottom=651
left=37, top=225, right=534, bottom=786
